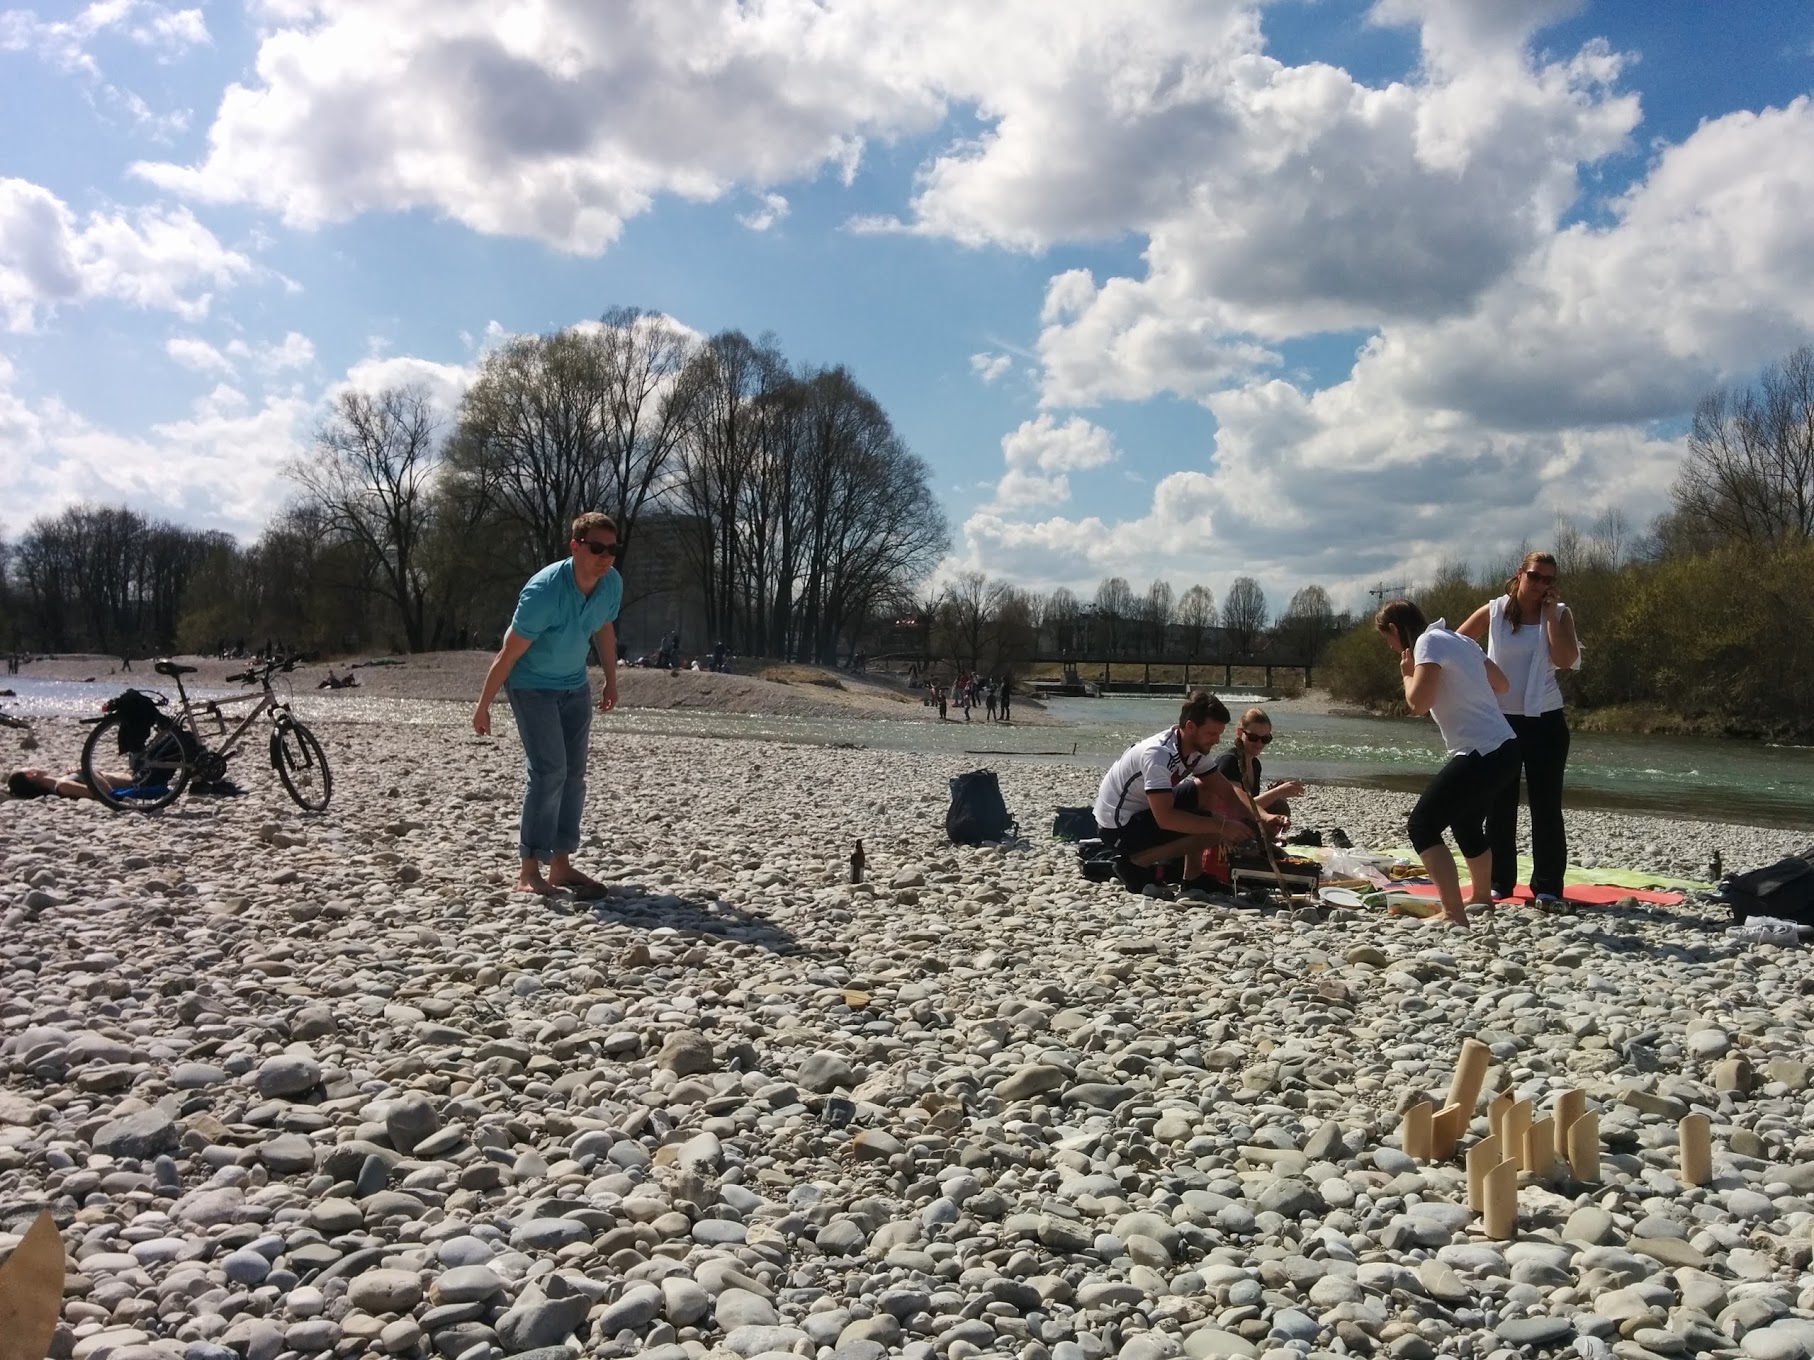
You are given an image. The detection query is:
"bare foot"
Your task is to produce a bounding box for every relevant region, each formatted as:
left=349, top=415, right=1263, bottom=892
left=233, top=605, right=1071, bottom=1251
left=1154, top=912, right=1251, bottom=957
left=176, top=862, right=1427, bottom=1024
left=514, top=876, right=557, bottom=897
left=1427, top=908, right=1470, bottom=928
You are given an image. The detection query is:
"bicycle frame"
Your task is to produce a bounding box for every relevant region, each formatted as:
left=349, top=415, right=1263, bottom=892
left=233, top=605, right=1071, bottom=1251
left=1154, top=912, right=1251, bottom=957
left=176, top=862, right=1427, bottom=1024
left=165, top=665, right=292, bottom=759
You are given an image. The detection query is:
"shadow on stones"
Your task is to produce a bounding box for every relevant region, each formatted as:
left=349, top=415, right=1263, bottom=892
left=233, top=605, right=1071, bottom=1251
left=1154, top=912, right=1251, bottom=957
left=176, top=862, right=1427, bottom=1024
left=588, top=887, right=821, bottom=958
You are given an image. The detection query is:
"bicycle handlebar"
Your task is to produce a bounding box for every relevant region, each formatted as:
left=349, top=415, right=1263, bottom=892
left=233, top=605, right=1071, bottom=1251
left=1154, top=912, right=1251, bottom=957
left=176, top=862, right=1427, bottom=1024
left=227, top=656, right=299, bottom=685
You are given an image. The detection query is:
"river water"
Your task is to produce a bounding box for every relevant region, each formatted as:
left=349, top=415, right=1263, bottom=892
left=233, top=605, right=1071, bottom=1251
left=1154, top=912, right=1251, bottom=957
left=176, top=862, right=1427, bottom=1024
left=6, top=680, right=1810, bottom=830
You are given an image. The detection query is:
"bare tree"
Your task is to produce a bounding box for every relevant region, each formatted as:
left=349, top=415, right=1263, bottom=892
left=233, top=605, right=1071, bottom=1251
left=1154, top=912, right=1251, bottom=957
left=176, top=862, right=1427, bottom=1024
left=448, top=329, right=614, bottom=566
left=1141, top=579, right=1174, bottom=657
left=1277, top=584, right=1335, bottom=660
left=674, top=331, right=787, bottom=646
left=593, top=307, right=703, bottom=559
left=990, top=584, right=1039, bottom=670
left=289, top=386, right=441, bottom=652
left=1589, top=505, right=1631, bottom=570
left=938, top=571, right=990, bottom=669
left=1176, top=583, right=1215, bottom=656
left=1093, top=576, right=1134, bottom=656
left=1672, top=345, right=1814, bottom=548
left=1223, top=576, right=1269, bottom=654
left=1044, top=586, right=1082, bottom=655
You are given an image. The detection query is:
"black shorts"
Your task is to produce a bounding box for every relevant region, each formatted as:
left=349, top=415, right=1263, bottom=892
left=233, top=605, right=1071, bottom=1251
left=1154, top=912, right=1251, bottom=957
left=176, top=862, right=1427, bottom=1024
left=1099, top=778, right=1203, bottom=859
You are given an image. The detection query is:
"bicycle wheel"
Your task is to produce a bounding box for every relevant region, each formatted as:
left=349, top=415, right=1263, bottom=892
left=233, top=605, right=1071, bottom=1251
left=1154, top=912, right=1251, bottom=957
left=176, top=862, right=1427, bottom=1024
left=271, top=719, right=332, bottom=812
left=80, top=713, right=194, bottom=812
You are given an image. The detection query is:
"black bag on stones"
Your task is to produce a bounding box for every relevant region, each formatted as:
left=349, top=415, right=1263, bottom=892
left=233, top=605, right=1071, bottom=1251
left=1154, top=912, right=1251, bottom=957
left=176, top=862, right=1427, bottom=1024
left=1051, top=806, right=1098, bottom=841
left=946, top=769, right=1016, bottom=845
left=1722, top=847, right=1814, bottom=926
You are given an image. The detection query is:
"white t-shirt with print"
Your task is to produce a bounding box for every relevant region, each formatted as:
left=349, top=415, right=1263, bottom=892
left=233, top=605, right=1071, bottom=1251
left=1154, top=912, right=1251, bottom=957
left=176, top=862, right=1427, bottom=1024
left=1094, top=727, right=1218, bottom=828
left=1413, top=621, right=1517, bottom=757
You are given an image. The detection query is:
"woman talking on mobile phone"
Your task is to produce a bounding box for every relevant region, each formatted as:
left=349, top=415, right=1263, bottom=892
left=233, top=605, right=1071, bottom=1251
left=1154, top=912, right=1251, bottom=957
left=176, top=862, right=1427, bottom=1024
left=1457, top=551, right=1582, bottom=907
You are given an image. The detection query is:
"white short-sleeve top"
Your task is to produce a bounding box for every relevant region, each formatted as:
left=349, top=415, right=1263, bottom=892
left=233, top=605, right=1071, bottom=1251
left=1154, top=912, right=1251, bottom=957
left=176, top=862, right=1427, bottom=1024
left=1413, top=621, right=1516, bottom=758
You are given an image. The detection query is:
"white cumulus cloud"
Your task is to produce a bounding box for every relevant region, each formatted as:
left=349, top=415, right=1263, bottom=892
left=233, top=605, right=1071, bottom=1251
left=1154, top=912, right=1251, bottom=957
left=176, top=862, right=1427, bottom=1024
left=737, top=192, right=789, bottom=232
left=988, top=413, right=1117, bottom=509
left=134, top=0, right=951, bottom=253
left=0, top=178, right=251, bottom=331
left=969, top=351, right=1011, bottom=384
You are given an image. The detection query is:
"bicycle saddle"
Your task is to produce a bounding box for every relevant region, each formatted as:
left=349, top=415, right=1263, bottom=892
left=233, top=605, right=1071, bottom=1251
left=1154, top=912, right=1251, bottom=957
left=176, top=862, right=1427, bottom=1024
left=154, top=660, right=198, bottom=677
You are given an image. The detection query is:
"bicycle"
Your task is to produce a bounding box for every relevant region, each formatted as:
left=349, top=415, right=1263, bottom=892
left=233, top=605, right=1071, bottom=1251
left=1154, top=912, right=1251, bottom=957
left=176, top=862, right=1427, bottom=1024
left=79, top=656, right=333, bottom=814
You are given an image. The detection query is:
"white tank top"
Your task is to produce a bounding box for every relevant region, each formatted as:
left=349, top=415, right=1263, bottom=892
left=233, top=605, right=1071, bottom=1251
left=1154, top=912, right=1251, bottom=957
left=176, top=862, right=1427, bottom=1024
left=1487, top=595, right=1565, bottom=716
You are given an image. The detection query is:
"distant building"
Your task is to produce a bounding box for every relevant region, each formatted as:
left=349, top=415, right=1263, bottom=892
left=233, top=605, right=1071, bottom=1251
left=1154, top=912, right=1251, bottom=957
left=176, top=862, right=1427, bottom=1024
left=616, top=513, right=708, bottom=660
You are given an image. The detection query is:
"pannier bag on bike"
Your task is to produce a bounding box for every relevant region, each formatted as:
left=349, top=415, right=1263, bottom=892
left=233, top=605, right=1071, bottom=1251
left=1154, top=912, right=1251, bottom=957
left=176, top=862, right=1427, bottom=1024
left=946, top=769, right=1017, bottom=845
left=105, top=689, right=172, bottom=755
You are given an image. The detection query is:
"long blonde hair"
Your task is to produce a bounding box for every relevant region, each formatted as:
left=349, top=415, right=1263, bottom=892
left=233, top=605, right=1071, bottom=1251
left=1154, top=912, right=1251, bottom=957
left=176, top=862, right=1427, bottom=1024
left=1505, top=551, right=1556, bottom=632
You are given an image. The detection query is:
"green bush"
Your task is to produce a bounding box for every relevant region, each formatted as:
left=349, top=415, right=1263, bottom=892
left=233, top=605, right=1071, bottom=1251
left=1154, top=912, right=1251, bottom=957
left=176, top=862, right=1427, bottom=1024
left=1320, top=622, right=1400, bottom=708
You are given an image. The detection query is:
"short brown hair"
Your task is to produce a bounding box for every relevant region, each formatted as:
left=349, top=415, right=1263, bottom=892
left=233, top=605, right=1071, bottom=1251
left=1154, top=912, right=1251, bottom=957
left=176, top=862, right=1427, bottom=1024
left=1374, top=598, right=1427, bottom=649
left=1179, top=690, right=1230, bottom=728
left=571, top=511, right=617, bottom=542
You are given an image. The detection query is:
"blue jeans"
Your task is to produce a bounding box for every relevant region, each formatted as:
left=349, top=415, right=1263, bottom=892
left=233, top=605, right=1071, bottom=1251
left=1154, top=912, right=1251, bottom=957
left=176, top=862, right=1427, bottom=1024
left=506, top=685, right=592, bottom=862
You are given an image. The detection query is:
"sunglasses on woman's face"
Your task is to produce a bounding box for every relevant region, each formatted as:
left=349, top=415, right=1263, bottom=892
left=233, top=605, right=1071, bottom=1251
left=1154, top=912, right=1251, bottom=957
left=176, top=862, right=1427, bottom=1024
left=1241, top=729, right=1273, bottom=745
left=1525, top=570, right=1555, bottom=584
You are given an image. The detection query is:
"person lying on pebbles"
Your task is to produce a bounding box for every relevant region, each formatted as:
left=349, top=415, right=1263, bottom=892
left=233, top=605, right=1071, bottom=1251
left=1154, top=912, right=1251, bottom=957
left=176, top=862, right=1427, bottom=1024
left=5, top=766, right=124, bottom=800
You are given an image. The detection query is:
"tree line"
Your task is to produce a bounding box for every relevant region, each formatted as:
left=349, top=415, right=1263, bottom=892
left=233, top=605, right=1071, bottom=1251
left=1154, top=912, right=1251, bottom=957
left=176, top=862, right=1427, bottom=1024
left=1319, top=346, right=1814, bottom=740
left=6, top=333, right=1810, bottom=740
left=922, top=571, right=1345, bottom=676
left=0, top=309, right=950, bottom=665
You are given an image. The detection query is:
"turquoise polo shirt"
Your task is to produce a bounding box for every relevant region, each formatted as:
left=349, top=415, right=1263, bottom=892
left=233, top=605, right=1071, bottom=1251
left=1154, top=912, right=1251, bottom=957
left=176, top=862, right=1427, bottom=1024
left=506, top=558, right=622, bottom=690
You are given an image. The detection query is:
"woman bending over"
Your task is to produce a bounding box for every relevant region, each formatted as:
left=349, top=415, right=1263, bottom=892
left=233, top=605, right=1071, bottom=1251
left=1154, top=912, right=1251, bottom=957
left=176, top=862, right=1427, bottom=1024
left=1376, top=599, right=1519, bottom=928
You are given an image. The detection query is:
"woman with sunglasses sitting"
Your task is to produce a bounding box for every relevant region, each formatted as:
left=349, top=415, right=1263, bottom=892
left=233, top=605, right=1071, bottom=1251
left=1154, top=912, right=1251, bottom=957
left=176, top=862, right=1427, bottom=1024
left=1215, top=707, right=1306, bottom=818
left=1456, top=551, right=1582, bottom=907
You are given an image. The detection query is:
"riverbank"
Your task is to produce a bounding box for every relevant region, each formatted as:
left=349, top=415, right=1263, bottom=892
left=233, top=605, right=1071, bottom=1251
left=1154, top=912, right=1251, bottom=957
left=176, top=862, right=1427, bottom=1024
left=6, top=720, right=1814, bottom=1360
left=0, top=653, right=1059, bottom=726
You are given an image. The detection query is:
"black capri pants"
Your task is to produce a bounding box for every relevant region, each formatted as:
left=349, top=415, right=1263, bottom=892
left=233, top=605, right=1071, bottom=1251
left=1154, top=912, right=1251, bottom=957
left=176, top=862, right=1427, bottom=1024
left=1408, top=740, right=1521, bottom=859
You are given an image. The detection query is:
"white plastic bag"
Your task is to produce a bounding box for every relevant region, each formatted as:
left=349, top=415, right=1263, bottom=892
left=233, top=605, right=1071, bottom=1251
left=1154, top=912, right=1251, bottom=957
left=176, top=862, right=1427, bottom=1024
left=1327, top=849, right=1391, bottom=888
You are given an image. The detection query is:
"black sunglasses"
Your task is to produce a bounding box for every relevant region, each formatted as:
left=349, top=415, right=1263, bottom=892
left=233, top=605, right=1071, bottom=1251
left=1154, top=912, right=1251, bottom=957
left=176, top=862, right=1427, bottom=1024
left=1525, top=570, right=1555, bottom=584
left=1241, top=729, right=1273, bottom=745
left=578, top=539, right=619, bottom=557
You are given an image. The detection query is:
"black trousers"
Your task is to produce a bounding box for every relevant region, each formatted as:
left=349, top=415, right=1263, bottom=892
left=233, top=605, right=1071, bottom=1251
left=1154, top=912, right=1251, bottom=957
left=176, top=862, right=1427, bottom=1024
left=1408, top=740, right=1521, bottom=861
left=1487, top=708, right=1571, bottom=898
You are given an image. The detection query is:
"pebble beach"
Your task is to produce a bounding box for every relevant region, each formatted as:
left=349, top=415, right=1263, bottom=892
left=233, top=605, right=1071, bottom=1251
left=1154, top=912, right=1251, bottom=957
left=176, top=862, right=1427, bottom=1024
left=5, top=671, right=1814, bottom=1360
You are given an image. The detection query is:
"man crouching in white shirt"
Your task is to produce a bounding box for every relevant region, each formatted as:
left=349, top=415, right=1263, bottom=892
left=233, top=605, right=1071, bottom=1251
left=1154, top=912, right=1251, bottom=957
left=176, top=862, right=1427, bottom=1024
left=1093, top=690, right=1277, bottom=894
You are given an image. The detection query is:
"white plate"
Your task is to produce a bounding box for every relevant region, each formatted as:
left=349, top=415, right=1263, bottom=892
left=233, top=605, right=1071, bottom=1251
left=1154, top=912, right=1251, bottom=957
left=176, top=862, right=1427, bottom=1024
left=1318, top=886, right=1366, bottom=909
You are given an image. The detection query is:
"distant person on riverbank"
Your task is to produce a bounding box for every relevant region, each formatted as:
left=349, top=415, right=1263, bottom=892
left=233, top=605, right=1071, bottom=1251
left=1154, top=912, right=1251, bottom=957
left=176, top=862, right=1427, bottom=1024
left=1377, top=599, right=1517, bottom=928
left=1457, top=551, right=1581, bottom=906
left=1215, top=707, right=1305, bottom=819
left=472, top=512, right=622, bottom=899
left=1094, top=690, right=1260, bottom=894
left=999, top=676, right=1012, bottom=722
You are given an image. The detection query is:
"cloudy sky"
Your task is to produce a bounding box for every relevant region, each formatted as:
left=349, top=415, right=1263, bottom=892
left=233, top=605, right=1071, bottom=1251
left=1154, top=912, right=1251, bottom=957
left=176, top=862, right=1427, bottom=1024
left=3, top=0, right=1812, bottom=611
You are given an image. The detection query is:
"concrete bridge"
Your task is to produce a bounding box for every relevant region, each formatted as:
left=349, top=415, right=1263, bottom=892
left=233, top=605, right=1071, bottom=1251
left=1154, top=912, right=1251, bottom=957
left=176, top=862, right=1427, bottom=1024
left=1030, top=654, right=1316, bottom=696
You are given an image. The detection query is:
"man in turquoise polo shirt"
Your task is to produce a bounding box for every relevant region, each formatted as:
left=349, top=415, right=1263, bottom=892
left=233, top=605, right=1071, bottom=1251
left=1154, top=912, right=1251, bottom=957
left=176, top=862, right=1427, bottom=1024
left=473, top=511, right=623, bottom=897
